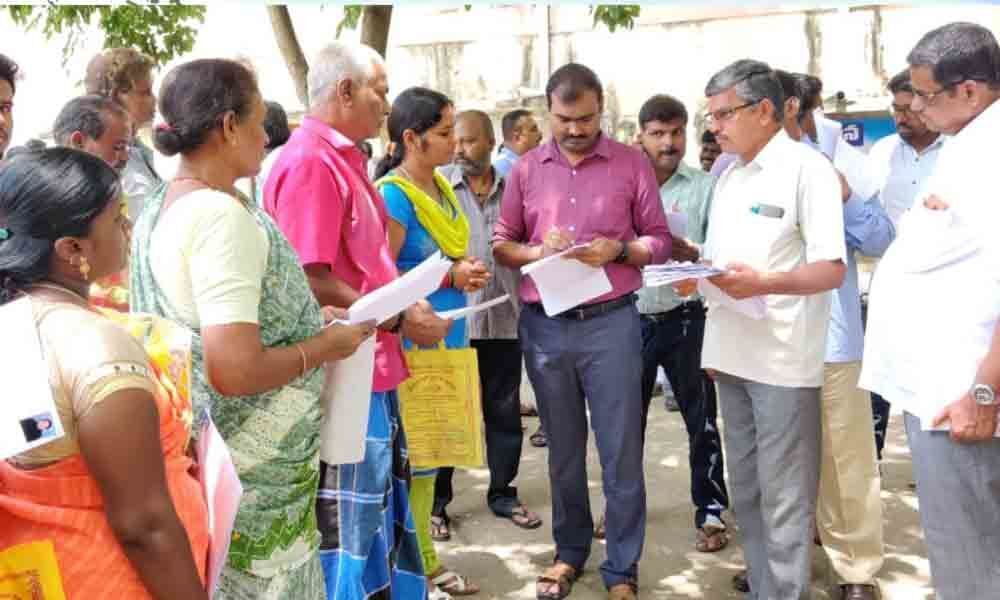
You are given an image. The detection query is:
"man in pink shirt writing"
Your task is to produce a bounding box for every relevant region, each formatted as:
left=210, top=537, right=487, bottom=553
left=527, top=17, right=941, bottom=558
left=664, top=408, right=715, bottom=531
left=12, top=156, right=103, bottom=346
left=493, top=63, right=670, bottom=600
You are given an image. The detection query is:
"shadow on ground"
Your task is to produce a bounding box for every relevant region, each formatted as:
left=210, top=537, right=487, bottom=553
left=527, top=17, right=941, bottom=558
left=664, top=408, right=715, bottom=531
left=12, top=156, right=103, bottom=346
left=439, top=404, right=932, bottom=599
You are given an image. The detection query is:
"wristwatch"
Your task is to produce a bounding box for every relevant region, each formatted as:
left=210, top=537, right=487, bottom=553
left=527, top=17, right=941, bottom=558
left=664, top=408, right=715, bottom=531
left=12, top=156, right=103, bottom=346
left=612, top=241, right=629, bottom=264
left=972, top=383, right=997, bottom=406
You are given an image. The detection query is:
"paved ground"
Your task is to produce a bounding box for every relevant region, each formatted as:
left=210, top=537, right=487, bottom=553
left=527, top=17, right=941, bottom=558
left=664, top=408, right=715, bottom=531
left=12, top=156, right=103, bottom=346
left=438, top=402, right=933, bottom=599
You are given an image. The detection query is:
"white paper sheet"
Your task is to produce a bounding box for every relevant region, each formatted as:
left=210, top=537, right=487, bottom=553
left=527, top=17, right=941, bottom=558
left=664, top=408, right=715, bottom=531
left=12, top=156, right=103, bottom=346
left=436, top=294, right=510, bottom=320
left=698, top=278, right=766, bottom=320
left=348, top=251, right=452, bottom=325
left=521, top=247, right=613, bottom=317
left=0, top=297, right=65, bottom=460
left=666, top=212, right=688, bottom=238
left=834, top=136, right=880, bottom=201
left=196, top=416, right=243, bottom=599
left=319, top=334, right=376, bottom=464
left=642, top=262, right=724, bottom=287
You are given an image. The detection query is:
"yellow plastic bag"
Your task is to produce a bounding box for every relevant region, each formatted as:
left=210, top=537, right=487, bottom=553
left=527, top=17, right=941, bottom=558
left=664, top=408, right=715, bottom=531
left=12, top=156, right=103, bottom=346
left=0, top=540, right=68, bottom=600
left=399, top=344, right=484, bottom=468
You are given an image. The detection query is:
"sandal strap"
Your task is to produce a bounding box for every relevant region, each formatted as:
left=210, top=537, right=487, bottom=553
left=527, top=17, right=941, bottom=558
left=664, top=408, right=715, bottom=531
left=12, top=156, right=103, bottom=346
left=432, top=570, right=470, bottom=591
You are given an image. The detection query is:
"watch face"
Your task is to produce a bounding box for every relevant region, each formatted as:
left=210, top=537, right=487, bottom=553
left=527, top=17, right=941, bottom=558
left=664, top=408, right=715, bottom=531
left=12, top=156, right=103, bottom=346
left=974, top=386, right=995, bottom=405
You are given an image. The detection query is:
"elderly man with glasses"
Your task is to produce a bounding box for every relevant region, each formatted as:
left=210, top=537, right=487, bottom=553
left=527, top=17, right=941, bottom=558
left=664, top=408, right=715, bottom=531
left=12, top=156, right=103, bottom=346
left=690, top=59, right=846, bottom=599
left=860, top=22, right=1000, bottom=600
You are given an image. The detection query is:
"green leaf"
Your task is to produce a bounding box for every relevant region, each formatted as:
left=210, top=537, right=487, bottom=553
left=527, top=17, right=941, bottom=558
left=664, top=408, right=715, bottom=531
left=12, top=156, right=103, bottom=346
left=591, top=5, right=641, bottom=33
left=1, top=2, right=206, bottom=66
left=337, top=5, right=363, bottom=38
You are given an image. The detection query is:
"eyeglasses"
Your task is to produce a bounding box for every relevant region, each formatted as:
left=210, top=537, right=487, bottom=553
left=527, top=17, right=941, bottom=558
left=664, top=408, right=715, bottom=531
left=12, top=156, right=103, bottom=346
left=911, top=82, right=958, bottom=106
left=704, top=100, right=761, bottom=126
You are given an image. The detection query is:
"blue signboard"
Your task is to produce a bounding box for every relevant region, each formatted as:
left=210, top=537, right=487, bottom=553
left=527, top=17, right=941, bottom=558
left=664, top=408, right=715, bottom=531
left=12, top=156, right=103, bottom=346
left=827, top=111, right=896, bottom=153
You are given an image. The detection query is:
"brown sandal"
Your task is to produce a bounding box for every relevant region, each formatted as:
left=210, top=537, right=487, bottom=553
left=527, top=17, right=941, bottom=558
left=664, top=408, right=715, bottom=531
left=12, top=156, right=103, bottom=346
left=536, top=562, right=578, bottom=600
left=608, top=582, right=637, bottom=600
left=695, top=525, right=729, bottom=552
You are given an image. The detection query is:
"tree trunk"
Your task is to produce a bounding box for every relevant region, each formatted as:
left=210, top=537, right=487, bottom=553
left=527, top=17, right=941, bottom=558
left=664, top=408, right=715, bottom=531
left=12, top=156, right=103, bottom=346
left=267, top=5, right=309, bottom=108
left=360, top=5, right=393, bottom=57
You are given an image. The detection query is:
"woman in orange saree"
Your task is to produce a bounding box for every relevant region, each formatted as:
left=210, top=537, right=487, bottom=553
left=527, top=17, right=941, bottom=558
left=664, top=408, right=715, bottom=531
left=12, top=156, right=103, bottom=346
left=0, top=149, right=208, bottom=600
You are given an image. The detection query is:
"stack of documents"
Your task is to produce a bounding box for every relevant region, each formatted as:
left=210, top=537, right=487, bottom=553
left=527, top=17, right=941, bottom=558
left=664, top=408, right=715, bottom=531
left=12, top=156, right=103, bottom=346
left=642, top=262, right=725, bottom=287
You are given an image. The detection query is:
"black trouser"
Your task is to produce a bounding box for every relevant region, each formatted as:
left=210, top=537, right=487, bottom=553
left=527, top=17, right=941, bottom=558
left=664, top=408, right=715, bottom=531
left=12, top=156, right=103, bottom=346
left=639, top=303, right=729, bottom=530
left=860, top=295, right=890, bottom=460
left=434, top=338, right=525, bottom=517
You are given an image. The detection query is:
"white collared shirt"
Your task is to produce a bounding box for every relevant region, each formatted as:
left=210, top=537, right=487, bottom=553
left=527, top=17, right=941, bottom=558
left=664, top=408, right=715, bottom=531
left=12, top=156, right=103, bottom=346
left=702, top=130, right=847, bottom=388
left=868, top=133, right=945, bottom=228
left=860, top=99, right=1000, bottom=425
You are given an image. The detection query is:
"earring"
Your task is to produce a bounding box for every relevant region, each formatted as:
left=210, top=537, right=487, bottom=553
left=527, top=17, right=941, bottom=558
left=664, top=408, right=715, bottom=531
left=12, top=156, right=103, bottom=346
left=79, top=256, right=91, bottom=281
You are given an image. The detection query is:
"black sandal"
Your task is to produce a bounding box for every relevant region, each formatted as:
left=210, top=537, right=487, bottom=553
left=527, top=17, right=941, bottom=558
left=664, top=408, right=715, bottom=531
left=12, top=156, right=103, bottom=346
left=504, top=504, right=542, bottom=530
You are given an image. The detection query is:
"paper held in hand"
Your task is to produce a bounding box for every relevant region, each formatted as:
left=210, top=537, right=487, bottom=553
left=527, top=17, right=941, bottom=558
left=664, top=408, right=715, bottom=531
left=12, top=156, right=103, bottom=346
left=348, top=251, right=452, bottom=325
left=320, top=334, right=377, bottom=465
left=521, top=246, right=612, bottom=317
left=698, top=278, right=767, bottom=320
left=436, top=294, right=510, bottom=320
left=642, top=262, right=724, bottom=287
left=196, top=416, right=243, bottom=599
left=0, top=297, right=66, bottom=460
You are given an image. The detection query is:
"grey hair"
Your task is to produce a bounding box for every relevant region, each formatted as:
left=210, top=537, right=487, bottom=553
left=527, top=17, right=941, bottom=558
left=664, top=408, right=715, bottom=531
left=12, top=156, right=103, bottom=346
left=908, top=22, right=1000, bottom=88
left=705, top=59, right=784, bottom=122
left=308, top=42, right=384, bottom=108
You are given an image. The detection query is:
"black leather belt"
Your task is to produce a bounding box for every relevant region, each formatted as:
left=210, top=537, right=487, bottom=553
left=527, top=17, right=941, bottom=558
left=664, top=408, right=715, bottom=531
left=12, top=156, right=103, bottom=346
left=528, top=294, right=636, bottom=321
left=641, top=300, right=704, bottom=323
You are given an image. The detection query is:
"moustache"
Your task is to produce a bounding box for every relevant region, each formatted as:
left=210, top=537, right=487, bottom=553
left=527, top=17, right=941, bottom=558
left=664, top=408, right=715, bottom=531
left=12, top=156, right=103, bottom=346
left=659, top=149, right=680, bottom=158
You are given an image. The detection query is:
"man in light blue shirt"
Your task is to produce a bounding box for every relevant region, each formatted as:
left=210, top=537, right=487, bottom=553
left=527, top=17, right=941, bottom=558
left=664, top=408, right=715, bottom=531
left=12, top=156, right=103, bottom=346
left=493, top=109, right=542, bottom=178
left=866, top=69, right=944, bottom=460
left=632, top=94, right=730, bottom=554
left=782, top=71, right=893, bottom=600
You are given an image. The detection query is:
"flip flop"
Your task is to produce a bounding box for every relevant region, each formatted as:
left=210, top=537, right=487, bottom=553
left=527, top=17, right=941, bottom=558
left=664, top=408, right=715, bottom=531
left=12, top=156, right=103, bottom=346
left=431, top=569, right=480, bottom=596
left=501, top=504, right=542, bottom=530
left=431, top=515, right=451, bottom=541
left=530, top=427, right=548, bottom=448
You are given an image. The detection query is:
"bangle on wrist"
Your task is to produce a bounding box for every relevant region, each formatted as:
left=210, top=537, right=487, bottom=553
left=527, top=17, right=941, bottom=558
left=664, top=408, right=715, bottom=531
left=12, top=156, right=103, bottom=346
left=295, top=343, right=308, bottom=377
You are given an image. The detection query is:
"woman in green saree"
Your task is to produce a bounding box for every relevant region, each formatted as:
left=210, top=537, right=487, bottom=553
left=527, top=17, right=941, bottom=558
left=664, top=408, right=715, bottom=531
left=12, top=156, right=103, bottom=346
left=129, top=58, right=374, bottom=599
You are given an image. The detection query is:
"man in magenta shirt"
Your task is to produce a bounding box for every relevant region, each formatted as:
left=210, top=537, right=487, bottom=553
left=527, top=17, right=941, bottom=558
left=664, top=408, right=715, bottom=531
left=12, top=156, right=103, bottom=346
left=264, top=41, right=449, bottom=600
left=493, top=63, right=670, bottom=600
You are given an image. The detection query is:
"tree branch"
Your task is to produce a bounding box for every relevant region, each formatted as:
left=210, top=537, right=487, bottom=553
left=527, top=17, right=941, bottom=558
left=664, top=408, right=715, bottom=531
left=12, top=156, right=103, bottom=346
left=267, top=5, right=310, bottom=108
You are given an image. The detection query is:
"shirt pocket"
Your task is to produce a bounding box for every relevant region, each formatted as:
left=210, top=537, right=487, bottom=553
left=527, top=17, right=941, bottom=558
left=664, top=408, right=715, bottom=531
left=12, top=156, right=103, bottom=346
left=739, top=203, right=795, bottom=269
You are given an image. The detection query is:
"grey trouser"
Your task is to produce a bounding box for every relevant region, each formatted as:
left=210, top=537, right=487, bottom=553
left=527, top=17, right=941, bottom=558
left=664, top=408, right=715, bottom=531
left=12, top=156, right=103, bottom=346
left=715, top=373, right=821, bottom=600
left=520, top=302, right=646, bottom=589
left=905, top=412, right=1000, bottom=600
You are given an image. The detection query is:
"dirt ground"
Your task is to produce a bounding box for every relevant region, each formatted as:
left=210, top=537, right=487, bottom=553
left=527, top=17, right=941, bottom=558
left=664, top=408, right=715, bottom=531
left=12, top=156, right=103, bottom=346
left=438, top=404, right=933, bottom=599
